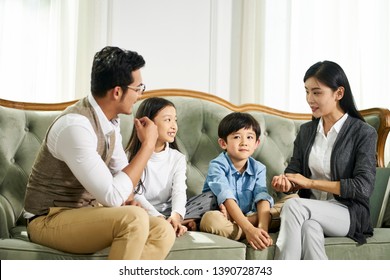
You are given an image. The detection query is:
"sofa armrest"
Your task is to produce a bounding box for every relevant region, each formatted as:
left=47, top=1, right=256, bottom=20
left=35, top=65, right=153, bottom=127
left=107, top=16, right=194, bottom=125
left=0, top=196, right=12, bottom=238
left=370, top=168, right=390, bottom=227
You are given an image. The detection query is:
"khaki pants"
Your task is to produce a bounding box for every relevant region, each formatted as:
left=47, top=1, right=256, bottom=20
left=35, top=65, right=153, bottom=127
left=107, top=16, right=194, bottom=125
left=27, top=206, right=175, bottom=260
left=199, top=210, right=247, bottom=240
left=199, top=194, right=299, bottom=239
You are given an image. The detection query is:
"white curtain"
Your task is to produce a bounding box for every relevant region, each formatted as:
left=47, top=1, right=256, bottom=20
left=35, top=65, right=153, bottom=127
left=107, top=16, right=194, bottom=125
left=238, top=0, right=390, bottom=114
left=236, top=0, right=390, bottom=164
left=0, top=0, right=110, bottom=103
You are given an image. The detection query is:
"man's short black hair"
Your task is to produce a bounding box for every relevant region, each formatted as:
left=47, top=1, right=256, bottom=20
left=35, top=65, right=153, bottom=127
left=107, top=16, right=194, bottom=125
left=90, top=46, right=145, bottom=97
left=218, top=112, right=261, bottom=142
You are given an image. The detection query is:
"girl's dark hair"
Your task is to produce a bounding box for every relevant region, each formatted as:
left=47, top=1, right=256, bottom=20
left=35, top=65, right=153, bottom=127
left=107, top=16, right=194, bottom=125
left=125, top=97, right=179, bottom=194
left=91, top=46, right=145, bottom=97
left=218, top=112, right=261, bottom=142
left=304, top=60, right=364, bottom=122
left=126, top=97, right=179, bottom=160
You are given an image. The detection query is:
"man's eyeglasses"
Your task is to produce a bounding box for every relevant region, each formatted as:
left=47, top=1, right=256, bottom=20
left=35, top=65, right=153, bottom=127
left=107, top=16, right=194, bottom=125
left=127, top=83, right=146, bottom=94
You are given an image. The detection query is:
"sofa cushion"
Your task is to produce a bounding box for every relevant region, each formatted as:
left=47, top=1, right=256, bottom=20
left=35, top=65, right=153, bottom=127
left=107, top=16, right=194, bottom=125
left=166, top=231, right=246, bottom=260
left=0, top=238, right=110, bottom=260
left=2, top=226, right=246, bottom=260
left=324, top=228, right=390, bottom=259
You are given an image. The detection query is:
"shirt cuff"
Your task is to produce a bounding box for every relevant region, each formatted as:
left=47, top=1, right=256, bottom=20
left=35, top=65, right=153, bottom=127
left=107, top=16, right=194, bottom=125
left=112, top=171, right=133, bottom=203
left=216, top=189, right=237, bottom=205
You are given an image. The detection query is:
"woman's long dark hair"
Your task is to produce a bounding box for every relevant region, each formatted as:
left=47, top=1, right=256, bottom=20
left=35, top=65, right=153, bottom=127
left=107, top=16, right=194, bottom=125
left=125, top=97, right=179, bottom=194
left=304, top=61, right=365, bottom=122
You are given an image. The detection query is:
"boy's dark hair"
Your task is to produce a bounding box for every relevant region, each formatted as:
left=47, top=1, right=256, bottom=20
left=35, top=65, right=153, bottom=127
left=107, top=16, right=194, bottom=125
left=218, top=112, right=261, bottom=141
left=90, top=46, right=145, bottom=97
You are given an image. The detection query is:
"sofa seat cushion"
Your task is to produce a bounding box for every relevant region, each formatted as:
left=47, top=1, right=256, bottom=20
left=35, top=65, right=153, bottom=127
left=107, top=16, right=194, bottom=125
left=0, top=238, right=110, bottom=260
left=246, top=229, right=390, bottom=260
left=4, top=226, right=246, bottom=260
left=166, top=231, right=246, bottom=260
left=325, top=228, right=390, bottom=259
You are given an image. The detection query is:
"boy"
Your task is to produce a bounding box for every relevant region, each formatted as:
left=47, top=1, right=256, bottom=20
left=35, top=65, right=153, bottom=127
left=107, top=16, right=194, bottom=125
left=200, top=112, right=274, bottom=250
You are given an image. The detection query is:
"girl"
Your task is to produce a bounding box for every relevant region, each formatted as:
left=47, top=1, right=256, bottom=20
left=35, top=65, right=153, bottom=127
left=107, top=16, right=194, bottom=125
left=126, top=97, right=189, bottom=236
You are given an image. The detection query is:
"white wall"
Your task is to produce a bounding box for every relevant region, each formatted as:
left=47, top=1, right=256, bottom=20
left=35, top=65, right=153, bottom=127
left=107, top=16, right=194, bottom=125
left=110, top=0, right=213, bottom=95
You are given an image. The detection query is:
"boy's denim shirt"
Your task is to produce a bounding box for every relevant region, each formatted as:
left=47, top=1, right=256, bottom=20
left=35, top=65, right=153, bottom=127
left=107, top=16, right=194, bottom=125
left=203, top=152, right=274, bottom=214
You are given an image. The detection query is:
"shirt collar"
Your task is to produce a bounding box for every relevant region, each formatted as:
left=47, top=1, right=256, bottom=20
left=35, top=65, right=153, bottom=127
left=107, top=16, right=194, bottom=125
left=223, top=152, right=254, bottom=176
left=318, top=113, right=349, bottom=135
left=88, top=94, right=118, bottom=136
left=151, top=142, right=169, bottom=160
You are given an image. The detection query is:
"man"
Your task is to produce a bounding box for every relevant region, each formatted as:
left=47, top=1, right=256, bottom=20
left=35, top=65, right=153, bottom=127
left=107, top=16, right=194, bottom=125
left=24, top=46, right=175, bottom=260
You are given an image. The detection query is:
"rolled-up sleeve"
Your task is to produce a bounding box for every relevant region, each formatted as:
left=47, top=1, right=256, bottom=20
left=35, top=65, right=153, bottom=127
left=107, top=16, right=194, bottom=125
left=252, top=162, right=274, bottom=210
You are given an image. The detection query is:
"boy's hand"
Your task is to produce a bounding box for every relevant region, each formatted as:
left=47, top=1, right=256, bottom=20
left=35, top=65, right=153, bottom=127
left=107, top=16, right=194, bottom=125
left=245, top=226, right=273, bottom=250
left=271, top=174, right=293, bottom=192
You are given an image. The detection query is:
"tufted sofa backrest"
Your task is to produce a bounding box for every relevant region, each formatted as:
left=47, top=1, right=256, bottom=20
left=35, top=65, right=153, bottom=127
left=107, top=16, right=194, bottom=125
left=0, top=89, right=389, bottom=237
left=0, top=107, right=61, bottom=236
left=127, top=97, right=307, bottom=200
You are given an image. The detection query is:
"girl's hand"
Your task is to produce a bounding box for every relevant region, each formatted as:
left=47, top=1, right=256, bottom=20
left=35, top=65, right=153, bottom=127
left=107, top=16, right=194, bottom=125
left=167, top=217, right=187, bottom=237
left=122, top=198, right=142, bottom=207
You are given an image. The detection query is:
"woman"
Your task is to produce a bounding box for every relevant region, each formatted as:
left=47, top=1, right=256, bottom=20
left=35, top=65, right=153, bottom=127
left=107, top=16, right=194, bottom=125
left=272, top=61, right=377, bottom=259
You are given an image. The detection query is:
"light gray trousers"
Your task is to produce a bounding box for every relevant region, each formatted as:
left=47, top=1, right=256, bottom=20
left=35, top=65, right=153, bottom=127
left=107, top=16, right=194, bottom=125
left=275, top=197, right=350, bottom=260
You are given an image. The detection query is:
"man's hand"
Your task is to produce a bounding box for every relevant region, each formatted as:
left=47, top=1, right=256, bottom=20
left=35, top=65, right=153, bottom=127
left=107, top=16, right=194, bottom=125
left=134, top=116, right=158, bottom=148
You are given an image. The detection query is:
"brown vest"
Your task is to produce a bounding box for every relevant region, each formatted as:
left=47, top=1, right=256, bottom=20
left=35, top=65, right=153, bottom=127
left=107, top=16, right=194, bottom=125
left=24, top=97, right=115, bottom=215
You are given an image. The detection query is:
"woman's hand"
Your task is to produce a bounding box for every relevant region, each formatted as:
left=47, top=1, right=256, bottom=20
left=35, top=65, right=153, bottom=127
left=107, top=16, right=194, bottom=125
left=285, top=173, right=312, bottom=189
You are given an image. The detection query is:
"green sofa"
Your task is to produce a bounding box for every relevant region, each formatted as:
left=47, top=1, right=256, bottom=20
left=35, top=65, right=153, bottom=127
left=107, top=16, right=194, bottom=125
left=1, top=89, right=390, bottom=260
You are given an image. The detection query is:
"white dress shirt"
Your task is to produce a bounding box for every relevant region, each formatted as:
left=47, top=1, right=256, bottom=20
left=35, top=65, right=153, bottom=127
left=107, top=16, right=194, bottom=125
left=309, top=113, right=348, bottom=200
left=46, top=94, right=133, bottom=207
